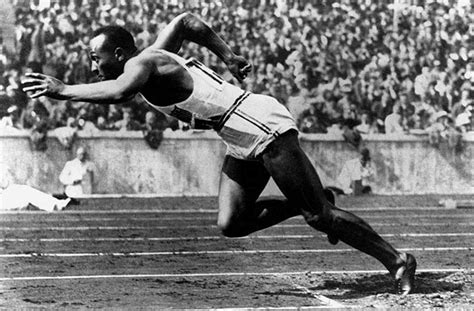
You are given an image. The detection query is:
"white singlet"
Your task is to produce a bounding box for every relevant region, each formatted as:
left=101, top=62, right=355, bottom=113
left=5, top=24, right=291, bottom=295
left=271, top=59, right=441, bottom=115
left=139, top=49, right=297, bottom=160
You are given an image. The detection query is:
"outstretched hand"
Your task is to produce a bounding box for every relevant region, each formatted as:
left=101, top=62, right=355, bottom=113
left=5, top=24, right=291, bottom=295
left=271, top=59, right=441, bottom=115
left=21, top=73, right=67, bottom=100
left=226, top=55, right=252, bottom=83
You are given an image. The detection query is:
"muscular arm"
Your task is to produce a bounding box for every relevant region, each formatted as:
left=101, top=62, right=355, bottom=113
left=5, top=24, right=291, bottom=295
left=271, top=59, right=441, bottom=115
left=154, top=12, right=250, bottom=82
left=22, top=57, right=153, bottom=104
left=22, top=13, right=249, bottom=101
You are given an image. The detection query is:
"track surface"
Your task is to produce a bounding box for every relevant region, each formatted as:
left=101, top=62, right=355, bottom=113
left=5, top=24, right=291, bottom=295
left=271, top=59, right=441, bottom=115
left=0, top=196, right=472, bottom=309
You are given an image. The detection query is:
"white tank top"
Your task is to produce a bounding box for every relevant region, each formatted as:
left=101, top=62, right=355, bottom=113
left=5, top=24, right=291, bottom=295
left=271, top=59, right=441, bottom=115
left=138, top=49, right=247, bottom=124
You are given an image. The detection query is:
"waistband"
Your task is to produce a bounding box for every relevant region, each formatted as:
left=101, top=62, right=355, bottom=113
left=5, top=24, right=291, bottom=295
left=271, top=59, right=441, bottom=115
left=171, top=90, right=251, bottom=131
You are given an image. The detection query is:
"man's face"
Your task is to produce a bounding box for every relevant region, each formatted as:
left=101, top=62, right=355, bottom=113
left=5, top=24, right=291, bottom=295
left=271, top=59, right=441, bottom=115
left=89, top=34, right=124, bottom=80
left=76, top=148, right=86, bottom=162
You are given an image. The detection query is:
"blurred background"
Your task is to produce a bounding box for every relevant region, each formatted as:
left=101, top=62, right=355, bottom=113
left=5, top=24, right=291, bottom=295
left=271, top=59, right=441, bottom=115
left=1, top=0, right=472, bottom=135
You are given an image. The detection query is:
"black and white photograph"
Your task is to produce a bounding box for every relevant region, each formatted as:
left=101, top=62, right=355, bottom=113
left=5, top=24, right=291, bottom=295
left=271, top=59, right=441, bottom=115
left=0, top=0, right=472, bottom=309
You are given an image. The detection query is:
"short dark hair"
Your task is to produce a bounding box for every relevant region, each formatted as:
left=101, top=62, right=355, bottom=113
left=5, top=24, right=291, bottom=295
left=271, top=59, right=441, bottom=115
left=360, top=148, right=371, bottom=161
left=92, top=25, right=137, bottom=53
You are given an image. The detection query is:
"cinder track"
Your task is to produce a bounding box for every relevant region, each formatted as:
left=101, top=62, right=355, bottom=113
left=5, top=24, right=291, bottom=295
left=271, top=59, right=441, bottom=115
left=0, top=197, right=472, bottom=309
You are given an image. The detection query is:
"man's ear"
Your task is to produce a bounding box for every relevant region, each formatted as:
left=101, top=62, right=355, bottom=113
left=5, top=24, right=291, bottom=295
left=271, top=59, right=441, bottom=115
left=114, top=47, right=126, bottom=62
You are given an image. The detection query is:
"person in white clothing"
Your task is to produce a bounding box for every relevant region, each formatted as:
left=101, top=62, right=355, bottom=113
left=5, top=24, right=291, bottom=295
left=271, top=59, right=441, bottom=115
left=336, top=148, right=374, bottom=195
left=384, top=104, right=404, bottom=134
left=0, top=168, right=70, bottom=212
left=59, top=146, right=96, bottom=198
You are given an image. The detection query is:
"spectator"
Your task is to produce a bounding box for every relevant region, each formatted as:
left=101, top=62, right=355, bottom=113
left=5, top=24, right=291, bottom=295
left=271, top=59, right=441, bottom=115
left=326, top=122, right=344, bottom=137
left=20, top=98, right=49, bottom=130
left=75, top=107, right=99, bottom=133
left=59, top=146, right=96, bottom=198
left=427, top=110, right=451, bottom=147
left=7, top=0, right=472, bottom=136
left=0, top=105, right=22, bottom=130
left=384, top=104, right=404, bottom=134
left=414, top=67, right=431, bottom=99
left=286, top=81, right=312, bottom=123
left=142, top=111, right=167, bottom=149
left=445, top=117, right=463, bottom=152
left=355, top=112, right=371, bottom=135
left=0, top=86, right=14, bottom=115
left=52, top=117, right=77, bottom=149
left=337, top=80, right=353, bottom=120
left=331, top=148, right=374, bottom=195
left=0, top=167, right=71, bottom=211
left=114, top=107, right=141, bottom=131
left=298, top=104, right=327, bottom=134
left=454, top=104, right=472, bottom=133
left=95, top=115, right=112, bottom=130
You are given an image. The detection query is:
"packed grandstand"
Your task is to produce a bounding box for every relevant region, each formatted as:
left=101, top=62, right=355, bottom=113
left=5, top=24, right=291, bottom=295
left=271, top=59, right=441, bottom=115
left=0, top=0, right=472, bottom=139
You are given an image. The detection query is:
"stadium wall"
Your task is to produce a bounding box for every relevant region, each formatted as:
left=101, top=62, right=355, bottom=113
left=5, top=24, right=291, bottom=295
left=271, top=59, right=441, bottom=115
left=1, top=131, right=472, bottom=196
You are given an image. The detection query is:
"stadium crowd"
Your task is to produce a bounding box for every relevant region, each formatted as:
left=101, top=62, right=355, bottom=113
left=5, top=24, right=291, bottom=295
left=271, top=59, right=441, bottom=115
left=0, top=0, right=472, bottom=143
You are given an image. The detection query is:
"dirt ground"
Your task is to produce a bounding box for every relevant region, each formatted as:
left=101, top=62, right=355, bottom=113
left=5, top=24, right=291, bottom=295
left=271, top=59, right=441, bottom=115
left=0, top=195, right=472, bottom=309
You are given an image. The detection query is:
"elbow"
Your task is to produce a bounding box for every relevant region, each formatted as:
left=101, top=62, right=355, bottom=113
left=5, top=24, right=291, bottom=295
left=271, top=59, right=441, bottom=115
left=111, top=89, right=135, bottom=104
left=180, top=12, right=205, bottom=32
left=111, top=92, right=128, bottom=103
left=179, top=12, right=196, bottom=22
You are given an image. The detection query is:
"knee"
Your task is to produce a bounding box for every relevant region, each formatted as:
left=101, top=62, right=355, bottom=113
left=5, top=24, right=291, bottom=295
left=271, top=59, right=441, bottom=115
left=304, top=210, right=335, bottom=233
left=217, top=217, right=244, bottom=238
left=217, top=206, right=245, bottom=238
left=323, top=188, right=335, bottom=204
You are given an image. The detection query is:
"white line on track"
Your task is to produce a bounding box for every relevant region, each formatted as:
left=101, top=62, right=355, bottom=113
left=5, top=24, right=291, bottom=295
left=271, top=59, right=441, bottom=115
left=1, top=233, right=473, bottom=242
left=202, top=306, right=346, bottom=310
left=288, top=281, right=344, bottom=308
left=1, top=222, right=472, bottom=230
left=0, top=247, right=470, bottom=258
left=0, top=206, right=459, bottom=215
left=0, top=268, right=469, bottom=281
left=1, top=214, right=471, bottom=222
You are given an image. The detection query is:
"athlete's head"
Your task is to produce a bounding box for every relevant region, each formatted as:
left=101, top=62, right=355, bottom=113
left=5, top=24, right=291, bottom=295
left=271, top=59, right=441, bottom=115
left=89, top=26, right=137, bottom=80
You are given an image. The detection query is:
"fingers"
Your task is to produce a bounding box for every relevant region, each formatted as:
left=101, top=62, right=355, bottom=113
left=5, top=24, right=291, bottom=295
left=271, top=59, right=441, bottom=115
left=242, top=63, right=252, bottom=73
left=239, top=63, right=252, bottom=81
left=21, top=76, right=48, bottom=98
left=23, top=84, right=46, bottom=93
left=21, top=72, right=48, bottom=98
left=21, top=77, right=47, bottom=96
left=239, top=65, right=252, bottom=82
left=30, top=89, right=48, bottom=99
left=21, top=77, right=44, bottom=86
left=25, top=72, right=47, bottom=79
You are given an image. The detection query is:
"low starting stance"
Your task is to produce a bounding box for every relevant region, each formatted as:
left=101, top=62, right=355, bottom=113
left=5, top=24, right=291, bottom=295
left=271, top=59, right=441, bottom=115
left=23, top=12, right=416, bottom=295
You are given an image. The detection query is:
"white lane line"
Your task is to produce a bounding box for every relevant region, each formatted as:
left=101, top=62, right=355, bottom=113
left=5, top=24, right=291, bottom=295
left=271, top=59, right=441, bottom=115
left=288, top=281, right=344, bottom=308
left=0, top=206, right=460, bottom=215
left=0, top=247, right=470, bottom=258
left=1, top=214, right=471, bottom=222
left=2, top=233, right=473, bottom=242
left=201, top=307, right=345, bottom=310
left=1, top=222, right=472, bottom=230
left=0, top=268, right=469, bottom=281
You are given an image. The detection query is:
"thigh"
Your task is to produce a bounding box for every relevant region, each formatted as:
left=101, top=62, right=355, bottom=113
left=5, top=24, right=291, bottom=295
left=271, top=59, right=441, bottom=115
left=218, top=155, right=270, bottom=223
left=261, top=130, right=329, bottom=218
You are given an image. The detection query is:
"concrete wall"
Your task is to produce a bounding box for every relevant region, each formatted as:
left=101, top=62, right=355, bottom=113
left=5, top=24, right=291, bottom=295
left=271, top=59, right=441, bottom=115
left=1, top=129, right=473, bottom=195
left=0, top=1, right=16, bottom=53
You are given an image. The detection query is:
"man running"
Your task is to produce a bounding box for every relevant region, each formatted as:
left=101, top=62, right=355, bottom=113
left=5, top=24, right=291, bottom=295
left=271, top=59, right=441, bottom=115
left=22, top=12, right=416, bottom=295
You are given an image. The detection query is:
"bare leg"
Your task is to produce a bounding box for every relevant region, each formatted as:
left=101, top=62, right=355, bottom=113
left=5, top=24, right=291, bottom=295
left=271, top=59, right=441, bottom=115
left=260, top=130, right=416, bottom=294
left=218, top=156, right=338, bottom=240
left=217, top=156, right=299, bottom=237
